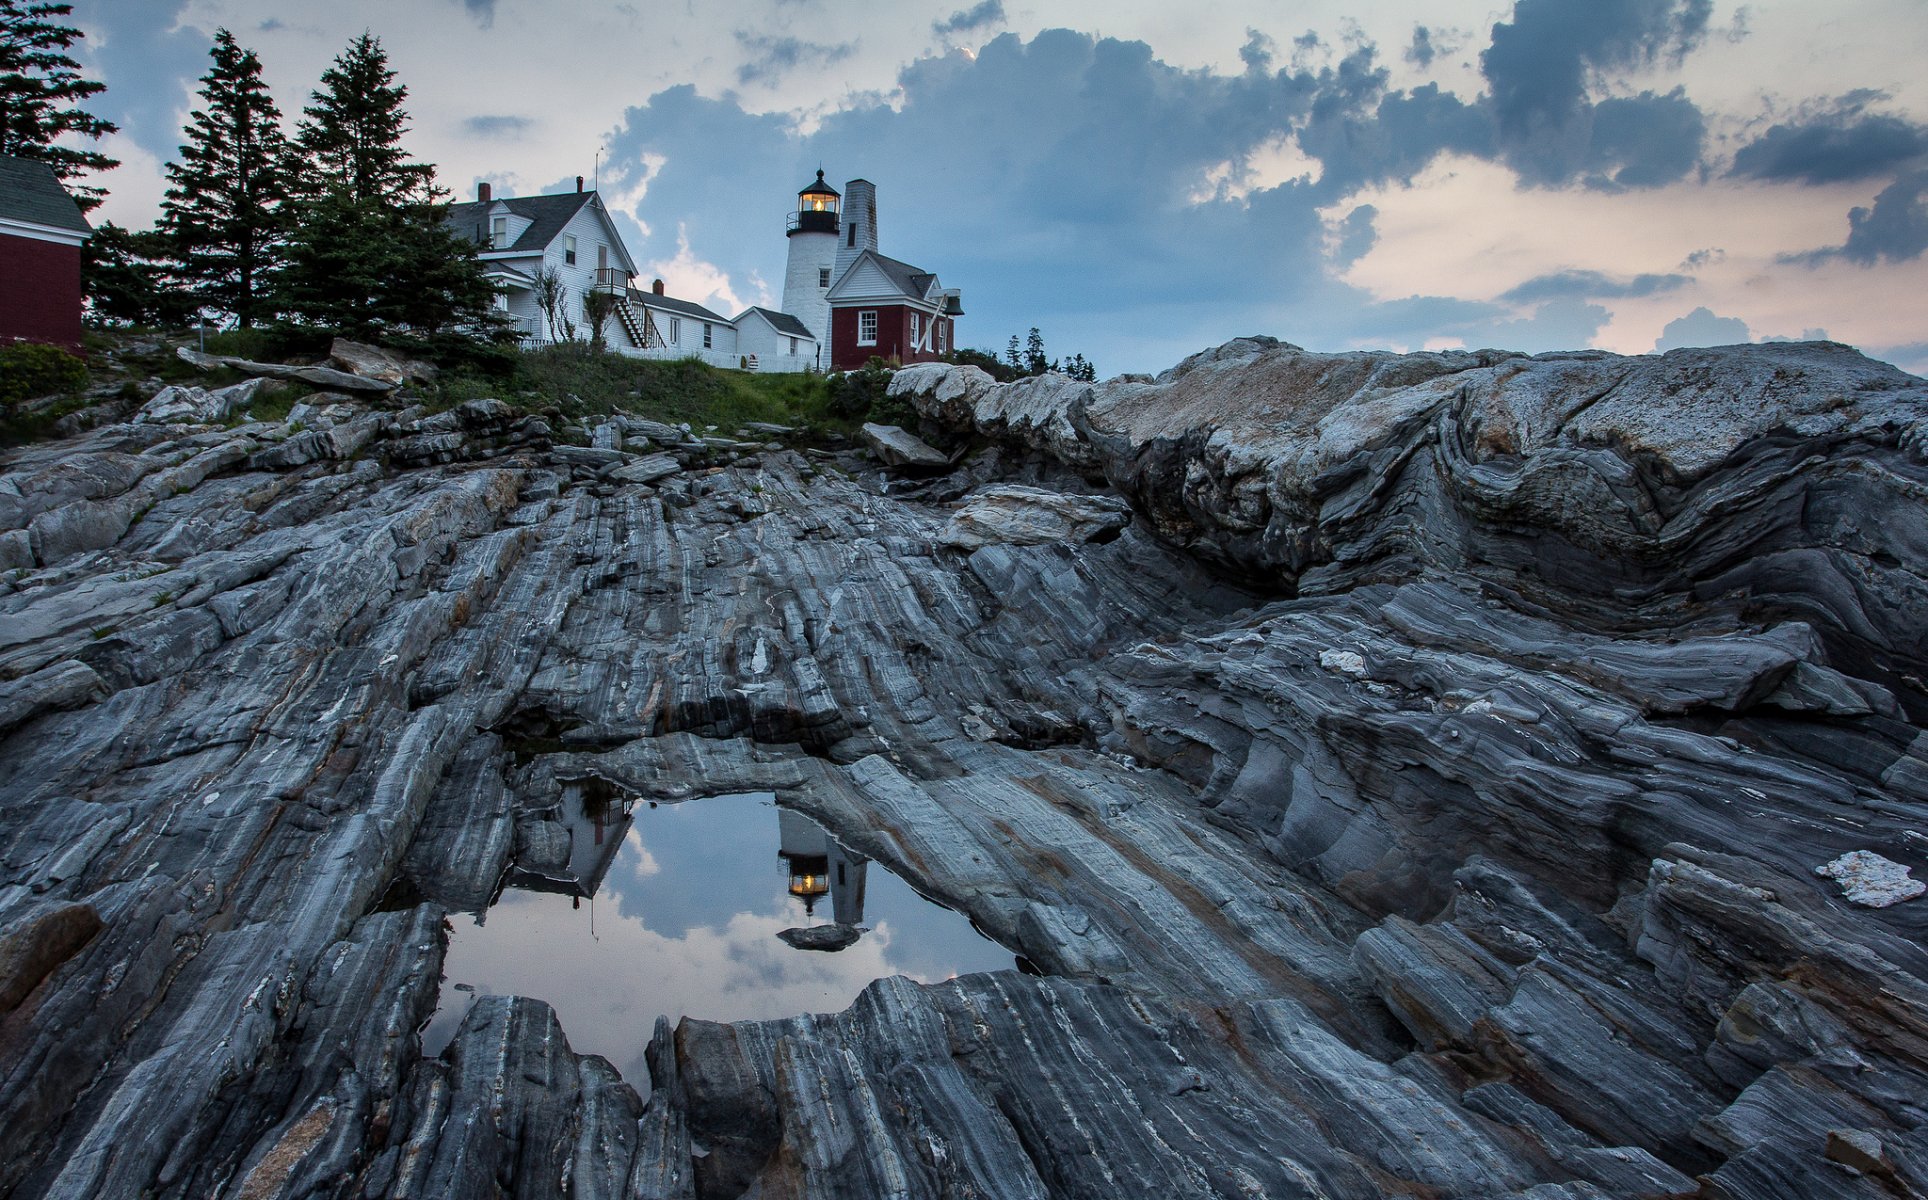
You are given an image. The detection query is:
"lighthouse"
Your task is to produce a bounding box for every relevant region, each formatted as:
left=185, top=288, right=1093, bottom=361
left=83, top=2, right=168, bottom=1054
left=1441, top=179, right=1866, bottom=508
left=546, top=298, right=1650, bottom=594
left=781, top=170, right=841, bottom=348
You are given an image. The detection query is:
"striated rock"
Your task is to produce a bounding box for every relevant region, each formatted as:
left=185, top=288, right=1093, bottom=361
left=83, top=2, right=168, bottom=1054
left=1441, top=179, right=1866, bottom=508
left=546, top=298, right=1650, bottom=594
left=134, top=378, right=263, bottom=424
left=858, top=421, right=949, bottom=467
left=776, top=923, right=862, bottom=951
left=0, top=337, right=1923, bottom=1199
left=938, top=482, right=1131, bottom=549
left=328, top=338, right=436, bottom=386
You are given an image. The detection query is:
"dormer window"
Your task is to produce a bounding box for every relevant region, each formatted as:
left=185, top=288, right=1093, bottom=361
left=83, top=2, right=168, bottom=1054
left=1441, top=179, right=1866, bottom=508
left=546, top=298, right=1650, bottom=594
left=491, top=217, right=508, bottom=248
left=564, top=235, right=577, bottom=265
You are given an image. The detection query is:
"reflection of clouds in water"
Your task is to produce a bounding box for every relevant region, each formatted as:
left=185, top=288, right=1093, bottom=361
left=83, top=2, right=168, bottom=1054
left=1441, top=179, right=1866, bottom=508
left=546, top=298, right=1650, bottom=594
left=620, top=826, right=661, bottom=879
left=438, top=882, right=922, bottom=1079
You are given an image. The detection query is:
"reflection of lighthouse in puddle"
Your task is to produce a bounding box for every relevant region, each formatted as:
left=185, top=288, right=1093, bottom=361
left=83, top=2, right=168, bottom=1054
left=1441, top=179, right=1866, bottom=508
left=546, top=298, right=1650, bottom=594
left=776, top=808, right=869, bottom=951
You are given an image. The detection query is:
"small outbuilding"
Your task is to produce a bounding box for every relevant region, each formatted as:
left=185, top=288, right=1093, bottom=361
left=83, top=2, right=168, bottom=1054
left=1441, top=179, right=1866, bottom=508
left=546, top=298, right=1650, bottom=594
left=0, top=155, right=93, bottom=350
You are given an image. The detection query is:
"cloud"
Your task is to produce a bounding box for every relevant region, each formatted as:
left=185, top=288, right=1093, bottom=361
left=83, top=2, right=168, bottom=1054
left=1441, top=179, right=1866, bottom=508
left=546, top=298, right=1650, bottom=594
left=1406, top=25, right=1440, bottom=68
left=1499, top=269, right=1691, bottom=302
left=461, top=0, right=497, bottom=28
left=463, top=114, right=535, bottom=138
left=934, top=1, right=1005, bottom=38
left=733, top=33, right=858, bottom=86
left=1479, top=0, right=1713, bottom=186
left=1654, top=305, right=1750, bottom=350
left=1784, top=169, right=1928, bottom=266
left=73, top=0, right=209, bottom=180
left=1730, top=103, right=1928, bottom=186
left=1329, top=203, right=1378, bottom=266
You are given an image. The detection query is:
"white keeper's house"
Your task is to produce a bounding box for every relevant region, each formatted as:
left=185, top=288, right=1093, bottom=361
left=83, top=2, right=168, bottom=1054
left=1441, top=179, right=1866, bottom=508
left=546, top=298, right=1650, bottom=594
left=448, top=167, right=957, bottom=373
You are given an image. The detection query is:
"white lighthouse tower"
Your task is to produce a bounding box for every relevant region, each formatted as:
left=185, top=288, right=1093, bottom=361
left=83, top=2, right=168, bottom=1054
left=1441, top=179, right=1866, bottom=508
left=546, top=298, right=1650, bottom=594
left=781, top=170, right=841, bottom=349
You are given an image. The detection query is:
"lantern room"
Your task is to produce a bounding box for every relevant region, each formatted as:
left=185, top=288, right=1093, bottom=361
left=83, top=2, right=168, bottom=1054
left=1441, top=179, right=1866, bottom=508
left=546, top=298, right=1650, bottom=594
left=788, top=169, right=841, bottom=236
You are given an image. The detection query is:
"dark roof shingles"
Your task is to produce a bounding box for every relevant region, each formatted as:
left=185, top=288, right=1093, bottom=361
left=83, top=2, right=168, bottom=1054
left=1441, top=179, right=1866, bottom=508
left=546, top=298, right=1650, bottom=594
left=446, top=190, right=595, bottom=254
left=741, top=306, right=814, bottom=339
left=0, top=155, right=91, bottom=235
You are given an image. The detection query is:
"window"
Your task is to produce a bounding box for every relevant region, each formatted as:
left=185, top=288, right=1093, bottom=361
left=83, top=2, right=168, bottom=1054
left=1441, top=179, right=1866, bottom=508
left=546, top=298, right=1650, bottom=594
left=818, top=267, right=830, bottom=288
left=564, top=234, right=577, bottom=265
left=847, top=222, right=856, bottom=248
left=597, top=244, right=608, bottom=269
left=910, top=313, right=921, bottom=346
left=490, top=217, right=507, bottom=248
left=857, top=310, right=877, bottom=345
left=669, top=316, right=680, bottom=343
left=702, top=322, right=713, bottom=349
left=789, top=336, right=798, bottom=354
left=938, top=321, right=946, bottom=353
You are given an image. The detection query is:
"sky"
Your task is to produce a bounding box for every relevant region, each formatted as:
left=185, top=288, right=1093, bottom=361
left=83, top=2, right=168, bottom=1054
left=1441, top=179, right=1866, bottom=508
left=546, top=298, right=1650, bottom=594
left=69, top=0, right=1928, bottom=376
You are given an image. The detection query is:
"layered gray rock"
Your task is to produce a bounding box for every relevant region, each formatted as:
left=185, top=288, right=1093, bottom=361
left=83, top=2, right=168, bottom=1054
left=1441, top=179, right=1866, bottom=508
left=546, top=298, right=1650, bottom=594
left=0, top=338, right=1922, bottom=1199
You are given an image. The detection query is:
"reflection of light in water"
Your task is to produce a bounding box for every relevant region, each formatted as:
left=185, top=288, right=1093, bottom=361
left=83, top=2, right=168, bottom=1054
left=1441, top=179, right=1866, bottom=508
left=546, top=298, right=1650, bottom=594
left=425, top=793, right=1014, bottom=1085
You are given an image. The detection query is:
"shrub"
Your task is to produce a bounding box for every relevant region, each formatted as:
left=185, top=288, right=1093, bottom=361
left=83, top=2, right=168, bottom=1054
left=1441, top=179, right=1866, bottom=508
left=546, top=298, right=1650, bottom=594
left=0, top=342, right=89, bottom=409
left=827, top=356, right=910, bottom=424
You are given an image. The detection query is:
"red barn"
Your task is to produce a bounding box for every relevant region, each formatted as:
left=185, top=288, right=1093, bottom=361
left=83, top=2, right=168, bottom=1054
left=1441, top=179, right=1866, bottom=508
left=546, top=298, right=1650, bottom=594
left=0, top=156, right=92, bottom=350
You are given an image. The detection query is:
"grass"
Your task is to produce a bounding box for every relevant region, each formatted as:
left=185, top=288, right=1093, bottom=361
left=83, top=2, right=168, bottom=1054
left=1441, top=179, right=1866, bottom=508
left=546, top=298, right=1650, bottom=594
left=430, top=343, right=849, bottom=434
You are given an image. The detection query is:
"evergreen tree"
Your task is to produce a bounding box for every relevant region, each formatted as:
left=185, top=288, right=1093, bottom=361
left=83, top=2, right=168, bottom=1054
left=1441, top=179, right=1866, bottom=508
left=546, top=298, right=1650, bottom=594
left=158, top=29, right=289, bottom=329
left=1005, top=334, right=1021, bottom=368
left=290, top=32, right=434, bottom=206
left=0, top=1, right=117, bottom=209
left=276, top=33, right=499, bottom=339
left=84, top=221, right=192, bottom=327
left=1024, top=327, right=1049, bottom=375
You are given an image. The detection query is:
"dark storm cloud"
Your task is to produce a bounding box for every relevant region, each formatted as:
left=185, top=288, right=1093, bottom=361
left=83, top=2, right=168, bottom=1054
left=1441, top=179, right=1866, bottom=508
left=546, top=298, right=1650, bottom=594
left=1831, top=170, right=1928, bottom=263
left=1730, top=103, right=1928, bottom=185
left=1784, top=168, right=1928, bottom=266
left=463, top=115, right=535, bottom=138
left=1407, top=26, right=1440, bottom=68
left=1331, top=205, right=1378, bottom=266
left=733, top=33, right=858, bottom=86
left=1500, top=270, right=1691, bottom=303
left=1654, top=305, right=1750, bottom=350
left=933, top=1, right=1005, bottom=37
left=1480, top=0, right=1712, bottom=186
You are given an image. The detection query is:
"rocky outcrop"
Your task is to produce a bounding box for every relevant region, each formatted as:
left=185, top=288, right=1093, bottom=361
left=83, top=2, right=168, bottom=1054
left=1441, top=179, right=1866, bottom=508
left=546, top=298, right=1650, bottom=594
left=0, top=338, right=1922, bottom=1199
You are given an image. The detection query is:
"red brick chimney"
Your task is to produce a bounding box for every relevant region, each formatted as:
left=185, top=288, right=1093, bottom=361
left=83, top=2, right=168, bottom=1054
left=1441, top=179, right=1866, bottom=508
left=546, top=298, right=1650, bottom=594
left=576, top=175, right=584, bottom=193
left=652, top=278, right=665, bottom=295
left=478, top=181, right=491, bottom=202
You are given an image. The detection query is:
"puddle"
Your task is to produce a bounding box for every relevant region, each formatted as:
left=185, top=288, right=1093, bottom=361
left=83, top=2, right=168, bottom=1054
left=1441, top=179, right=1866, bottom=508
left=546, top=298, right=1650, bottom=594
left=423, top=790, right=1015, bottom=1082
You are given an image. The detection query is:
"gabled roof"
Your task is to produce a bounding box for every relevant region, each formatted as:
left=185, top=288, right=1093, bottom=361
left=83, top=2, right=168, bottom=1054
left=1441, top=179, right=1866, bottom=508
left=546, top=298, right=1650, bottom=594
left=872, top=252, right=937, bottom=300
left=737, top=306, right=816, bottom=340
left=0, top=155, right=92, bottom=236
left=826, top=250, right=941, bottom=307
left=631, top=290, right=732, bottom=325
left=446, top=189, right=595, bottom=255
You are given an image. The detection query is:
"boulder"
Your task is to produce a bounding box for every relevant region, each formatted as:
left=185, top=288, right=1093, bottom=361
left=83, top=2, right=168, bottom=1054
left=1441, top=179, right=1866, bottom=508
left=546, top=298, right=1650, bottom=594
left=859, top=422, right=949, bottom=468
left=328, top=339, right=437, bottom=386
left=776, top=924, right=862, bottom=952
left=938, top=484, right=1131, bottom=550
left=134, top=378, right=263, bottom=425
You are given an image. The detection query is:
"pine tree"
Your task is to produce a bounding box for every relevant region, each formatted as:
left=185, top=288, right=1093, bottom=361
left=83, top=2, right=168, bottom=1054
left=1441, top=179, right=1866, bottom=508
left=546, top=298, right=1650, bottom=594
left=1024, top=327, right=1048, bottom=375
left=84, top=222, right=192, bottom=327
left=290, top=32, right=434, bottom=206
left=276, top=33, right=499, bottom=339
left=0, top=1, right=117, bottom=209
left=1005, top=334, right=1021, bottom=368
left=158, top=29, right=289, bottom=329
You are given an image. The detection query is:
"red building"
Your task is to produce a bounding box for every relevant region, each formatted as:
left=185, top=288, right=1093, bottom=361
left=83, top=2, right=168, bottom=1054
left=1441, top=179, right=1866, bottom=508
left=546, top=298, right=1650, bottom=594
left=0, top=155, right=92, bottom=350
left=801, top=177, right=960, bottom=372
left=825, top=249, right=963, bottom=371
